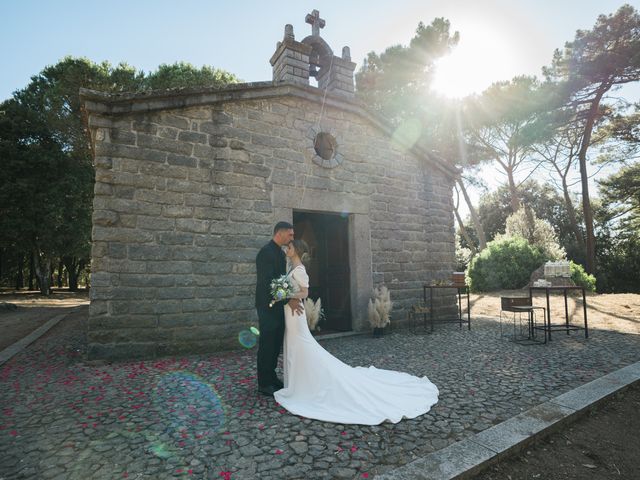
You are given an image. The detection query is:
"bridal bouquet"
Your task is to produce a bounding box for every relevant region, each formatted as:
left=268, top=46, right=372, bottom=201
left=269, top=274, right=293, bottom=307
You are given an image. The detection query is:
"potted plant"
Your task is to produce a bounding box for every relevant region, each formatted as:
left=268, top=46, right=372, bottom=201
left=368, top=286, right=392, bottom=337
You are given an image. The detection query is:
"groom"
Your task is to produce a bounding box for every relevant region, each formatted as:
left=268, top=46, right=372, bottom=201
left=255, top=221, right=302, bottom=396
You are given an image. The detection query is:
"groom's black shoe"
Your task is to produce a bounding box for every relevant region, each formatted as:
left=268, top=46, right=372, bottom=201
left=273, top=379, right=284, bottom=389
left=258, top=384, right=278, bottom=396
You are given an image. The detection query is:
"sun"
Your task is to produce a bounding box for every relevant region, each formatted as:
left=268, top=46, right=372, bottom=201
left=431, top=29, right=516, bottom=99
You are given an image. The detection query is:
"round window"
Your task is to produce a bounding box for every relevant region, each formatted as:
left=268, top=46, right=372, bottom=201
left=313, top=132, right=337, bottom=160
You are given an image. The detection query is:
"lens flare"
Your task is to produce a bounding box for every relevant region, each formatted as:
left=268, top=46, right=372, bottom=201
left=391, top=118, right=422, bottom=151
left=152, top=371, right=227, bottom=446
left=250, top=326, right=260, bottom=336
left=238, top=329, right=258, bottom=348
left=149, top=442, right=172, bottom=459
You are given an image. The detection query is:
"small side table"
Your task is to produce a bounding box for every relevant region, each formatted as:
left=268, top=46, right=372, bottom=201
left=529, top=286, right=588, bottom=341
left=422, top=285, right=471, bottom=333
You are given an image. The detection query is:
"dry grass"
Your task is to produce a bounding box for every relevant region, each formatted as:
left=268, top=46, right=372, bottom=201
left=470, top=290, right=640, bottom=335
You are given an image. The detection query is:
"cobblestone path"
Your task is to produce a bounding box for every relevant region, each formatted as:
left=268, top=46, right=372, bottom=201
left=1, top=308, right=639, bottom=479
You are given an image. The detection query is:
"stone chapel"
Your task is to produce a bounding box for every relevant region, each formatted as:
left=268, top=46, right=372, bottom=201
left=81, top=10, right=458, bottom=360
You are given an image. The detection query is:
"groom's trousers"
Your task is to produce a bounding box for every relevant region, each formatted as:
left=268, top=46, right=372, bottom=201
left=256, top=307, right=285, bottom=387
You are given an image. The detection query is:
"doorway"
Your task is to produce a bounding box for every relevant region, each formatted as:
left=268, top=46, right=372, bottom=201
left=293, top=211, right=352, bottom=332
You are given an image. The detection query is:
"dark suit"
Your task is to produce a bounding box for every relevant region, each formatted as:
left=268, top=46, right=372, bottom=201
left=255, top=240, right=286, bottom=387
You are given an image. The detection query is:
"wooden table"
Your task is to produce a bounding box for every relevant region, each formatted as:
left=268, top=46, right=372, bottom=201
left=422, top=285, right=471, bottom=333
left=529, top=286, right=588, bottom=341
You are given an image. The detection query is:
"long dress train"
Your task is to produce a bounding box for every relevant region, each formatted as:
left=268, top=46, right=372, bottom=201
left=273, top=265, right=439, bottom=425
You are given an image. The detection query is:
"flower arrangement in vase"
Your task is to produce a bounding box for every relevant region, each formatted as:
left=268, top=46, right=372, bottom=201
left=368, top=285, right=392, bottom=338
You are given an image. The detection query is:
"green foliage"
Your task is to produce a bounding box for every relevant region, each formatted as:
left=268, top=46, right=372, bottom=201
left=569, top=261, right=596, bottom=292
left=595, top=224, right=640, bottom=293
left=468, top=180, right=584, bottom=260
left=142, top=62, right=238, bottom=91
left=502, top=207, right=566, bottom=260
left=467, top=237, right=545, bottom=292
left=599, top=161, right=640, bottom=233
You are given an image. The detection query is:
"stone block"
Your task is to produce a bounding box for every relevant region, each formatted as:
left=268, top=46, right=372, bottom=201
left=137, top=133, right=193, bottom=156
left=252, top=132, right=289, bottom=149
left=128, top=245, right=171, bottom=261
left=98, top=143, right=168, bottom=164
left=162, top=205, right=194, bottom=218
left=161, top=114, right=190, bottom=130
left=167, top=154, right=197, bottom=168
left=119, top=273, right=176, bottom=287
left=176, top=218, right=210, bottom=233
left=184, top=193, right=212, bottom=207
left=111, top=129, right=136, bottom=145
left=166, top=178, right=202, bottom=193
left=170, top=246, right=209, bottom=261
left=139, top=162, right=188, bottom=179
left=156, top=287, right=196, bottom=300
left=181, top=298, right=219, bottom=313
left=158, top=232, right=195, bottom=246
left=270, top=169, right=296, bottom=185
left=232, top=163, right=271, bottom=178
left=136, top=215, right=175, bottom=231
left=89, top=301, right=108, bottom=316
left=93, top=210, right=119, bottom=227
left=178, top=130, right=208, bottom=144
left=135, top=189, right=184, bottom=205
left=146, top=260, right=193, bottom=274
left=92, top=226, right=154, bottom=244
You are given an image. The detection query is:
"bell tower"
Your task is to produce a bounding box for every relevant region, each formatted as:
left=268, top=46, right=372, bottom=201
left=269, top=10, right=356, bottom=97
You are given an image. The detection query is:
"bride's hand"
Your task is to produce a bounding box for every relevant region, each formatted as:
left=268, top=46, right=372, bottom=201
left=287, top=298, right=304, bottom=315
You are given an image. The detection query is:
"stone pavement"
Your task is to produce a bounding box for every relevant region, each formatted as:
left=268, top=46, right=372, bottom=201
left=1, top=308, right=639, bottom=479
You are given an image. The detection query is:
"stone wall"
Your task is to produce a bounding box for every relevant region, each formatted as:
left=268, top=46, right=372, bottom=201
left=84, top=83, right=456, bottom=360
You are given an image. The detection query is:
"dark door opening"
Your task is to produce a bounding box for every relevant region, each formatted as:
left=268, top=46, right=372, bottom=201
left=293, top=211, right=351, bottom=332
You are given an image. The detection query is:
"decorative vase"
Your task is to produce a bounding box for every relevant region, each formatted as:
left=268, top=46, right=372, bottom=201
left=373, top=327, right=384, bottom=338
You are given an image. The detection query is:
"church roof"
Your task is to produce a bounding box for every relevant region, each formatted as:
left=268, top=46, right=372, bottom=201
left=80, top=81, right=458, bottom=177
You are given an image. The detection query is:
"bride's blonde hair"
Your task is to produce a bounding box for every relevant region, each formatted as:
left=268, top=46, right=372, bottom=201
left=290, top=239, right=311, bottom=264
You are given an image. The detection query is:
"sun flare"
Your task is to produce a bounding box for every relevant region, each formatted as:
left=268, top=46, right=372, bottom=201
left=431, top=29, right=516, bottom=98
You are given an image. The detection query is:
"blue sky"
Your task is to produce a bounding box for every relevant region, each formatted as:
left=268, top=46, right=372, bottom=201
left=2, top=0, right=637, bottom=211
left=2, top=0, right=639, bottom=101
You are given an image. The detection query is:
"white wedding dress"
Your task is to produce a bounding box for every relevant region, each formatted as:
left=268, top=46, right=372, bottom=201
left=273, top=265, right=439, bottom=425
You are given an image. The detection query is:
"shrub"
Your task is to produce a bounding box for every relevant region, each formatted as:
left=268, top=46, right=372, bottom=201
left=570, top=261, right=596, bottom=292
left=504, top=207, right=566, bottom=260
left=467, top=236, right=545, bottom=292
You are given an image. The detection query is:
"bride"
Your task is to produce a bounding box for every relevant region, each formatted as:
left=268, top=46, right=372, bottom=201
left=273, top=239, right=439, bottom=425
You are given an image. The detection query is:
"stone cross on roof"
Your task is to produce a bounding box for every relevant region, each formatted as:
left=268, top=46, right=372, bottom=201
left=305, top=9, right=325, bottom=37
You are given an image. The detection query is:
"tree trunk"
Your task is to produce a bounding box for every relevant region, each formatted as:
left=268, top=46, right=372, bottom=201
left=506, top=165, right=521, bottom=213
left=561, top=176, right=584, bottom=246
left=33, top=249, right=52, bottom=296
left=64, top=256, right=81, bottom=291
left=454, top=206, right=478, bottom=256
left=577, top=85, right=609, bottom=273
left=15, top=254, right=24, bottom=290
left=456, top=176, right=487, bottom=250
left=57, top=259, right=64, bottom=288
left=28, top=252, right=35, bottom=290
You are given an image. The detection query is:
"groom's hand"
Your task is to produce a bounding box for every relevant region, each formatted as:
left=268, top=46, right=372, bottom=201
left=288, top=298, right=304, bottom=315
